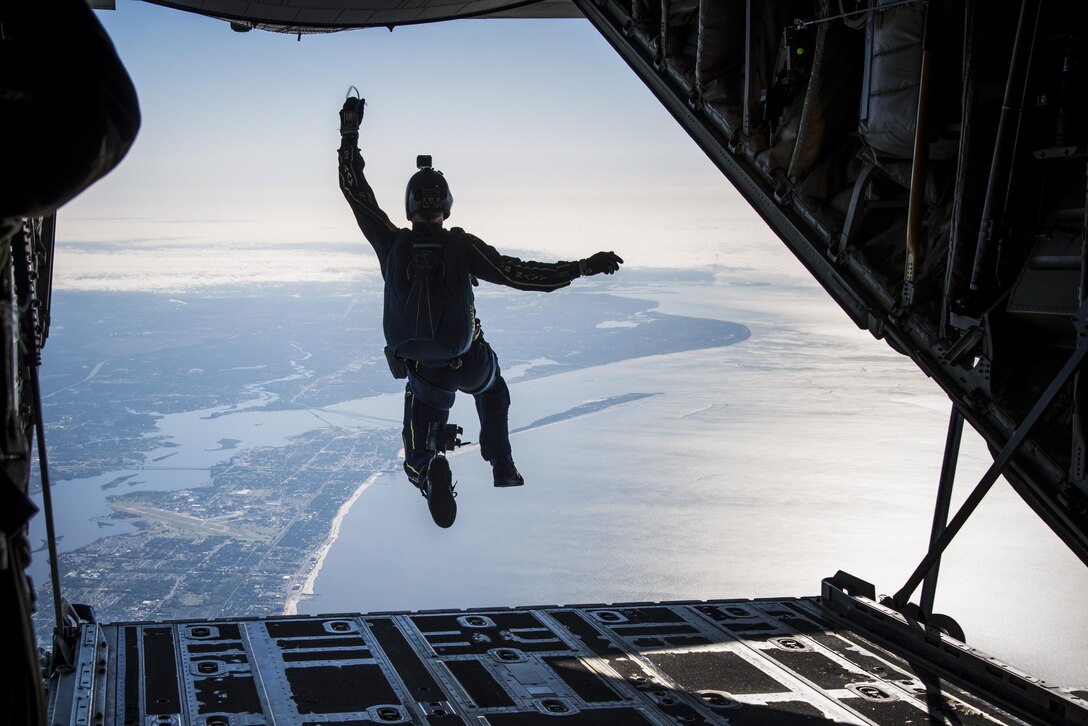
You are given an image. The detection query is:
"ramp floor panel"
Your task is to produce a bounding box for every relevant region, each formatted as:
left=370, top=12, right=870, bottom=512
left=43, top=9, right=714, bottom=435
left=48, top=598, right=1044, bottom=724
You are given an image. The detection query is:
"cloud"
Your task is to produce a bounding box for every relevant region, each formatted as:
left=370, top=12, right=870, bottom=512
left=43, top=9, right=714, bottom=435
left=54, top=244, right=379, bottom=292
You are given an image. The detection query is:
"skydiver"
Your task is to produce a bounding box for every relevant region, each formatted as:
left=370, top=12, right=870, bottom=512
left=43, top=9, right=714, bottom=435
left=337, top=96, right=622, bottom=528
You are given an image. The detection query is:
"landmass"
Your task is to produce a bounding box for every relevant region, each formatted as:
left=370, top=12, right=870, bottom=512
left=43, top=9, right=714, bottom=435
left=31, top=278, right=747, bottom=643
left=206, top=437, right=242, bottom=452
left=283, top=470, right=384, bottom=615
left=511, top=393, right=658, bottom=433
left=42, top=427, right=397, bottom=632
left=101, top=474, right=139, bottom=490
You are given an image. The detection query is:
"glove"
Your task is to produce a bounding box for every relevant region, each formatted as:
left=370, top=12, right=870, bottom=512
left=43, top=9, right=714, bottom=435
left=340, top=96, right=365, bottom=136
left=579, top=251, right=623, bottom=276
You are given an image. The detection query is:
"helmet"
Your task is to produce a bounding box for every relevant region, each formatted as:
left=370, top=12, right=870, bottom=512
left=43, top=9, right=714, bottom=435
left=405, top=166, right=453, bottom=220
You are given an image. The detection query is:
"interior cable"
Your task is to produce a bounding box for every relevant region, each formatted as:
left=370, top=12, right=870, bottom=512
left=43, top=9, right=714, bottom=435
left=12, top=218, right=66, bottom=660
left=793, top=0, right=920, bottom=30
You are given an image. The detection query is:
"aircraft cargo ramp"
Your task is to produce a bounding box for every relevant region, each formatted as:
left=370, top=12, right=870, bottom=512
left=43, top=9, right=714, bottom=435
left=44, top=581, right=1088, bottom=725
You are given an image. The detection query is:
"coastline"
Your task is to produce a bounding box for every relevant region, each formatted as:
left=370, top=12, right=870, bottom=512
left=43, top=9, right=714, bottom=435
left=283, top=470, right=382, bottom=615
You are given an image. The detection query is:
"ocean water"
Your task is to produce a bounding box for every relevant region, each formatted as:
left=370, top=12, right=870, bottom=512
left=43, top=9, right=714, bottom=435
left=299, top=268, right=1088, bottom=689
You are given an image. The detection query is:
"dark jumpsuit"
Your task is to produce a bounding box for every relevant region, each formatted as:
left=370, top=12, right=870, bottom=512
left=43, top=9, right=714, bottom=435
left=338, top=135, right=580, bottom=484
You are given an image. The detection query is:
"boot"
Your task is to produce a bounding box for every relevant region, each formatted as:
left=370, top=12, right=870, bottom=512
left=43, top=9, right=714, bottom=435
left=423, top=456, right=456, bottom=527
left=491, top=459, right=524, bottom=488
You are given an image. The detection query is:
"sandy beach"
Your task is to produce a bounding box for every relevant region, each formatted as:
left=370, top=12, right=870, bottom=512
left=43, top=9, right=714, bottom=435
left=283, top=471, right=383, bottom=615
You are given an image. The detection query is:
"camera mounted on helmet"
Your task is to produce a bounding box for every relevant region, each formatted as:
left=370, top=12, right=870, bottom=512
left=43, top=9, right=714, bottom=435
left=406, top=155, right=453, bottom=221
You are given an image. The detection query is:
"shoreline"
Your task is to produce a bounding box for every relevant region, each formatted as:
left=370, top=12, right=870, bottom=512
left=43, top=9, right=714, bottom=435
left=283, top=470, right=382, bottom=615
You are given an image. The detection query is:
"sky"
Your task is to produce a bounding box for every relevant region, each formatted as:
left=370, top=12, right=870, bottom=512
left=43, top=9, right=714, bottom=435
left=62, top=1, right=783, bottom=291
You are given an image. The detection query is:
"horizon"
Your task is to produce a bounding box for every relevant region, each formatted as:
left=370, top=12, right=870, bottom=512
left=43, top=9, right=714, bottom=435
left=59, top=2, right=794, bottom=291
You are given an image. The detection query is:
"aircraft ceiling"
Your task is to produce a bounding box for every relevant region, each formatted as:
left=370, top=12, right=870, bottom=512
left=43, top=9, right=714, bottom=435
left=140, top=0, right=580, bottom=32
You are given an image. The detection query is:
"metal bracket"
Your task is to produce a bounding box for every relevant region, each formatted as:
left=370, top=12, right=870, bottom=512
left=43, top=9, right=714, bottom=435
left=893, top=298, right=1088, bottom=609
left=920, top=405, right=964, bottom=619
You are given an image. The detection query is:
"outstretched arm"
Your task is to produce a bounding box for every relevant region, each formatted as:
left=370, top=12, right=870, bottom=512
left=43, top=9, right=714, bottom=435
left=467, top=234, right=623, bottom=292
left=338, top=98, right=398, bottom=273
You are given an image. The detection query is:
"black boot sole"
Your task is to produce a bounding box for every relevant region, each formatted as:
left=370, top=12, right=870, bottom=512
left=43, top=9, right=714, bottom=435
left=425, top=457, right=456, bottom=528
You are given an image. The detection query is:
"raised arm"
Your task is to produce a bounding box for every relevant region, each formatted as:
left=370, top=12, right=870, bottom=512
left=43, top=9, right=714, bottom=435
left=338, top=98, right=398, bottom=274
